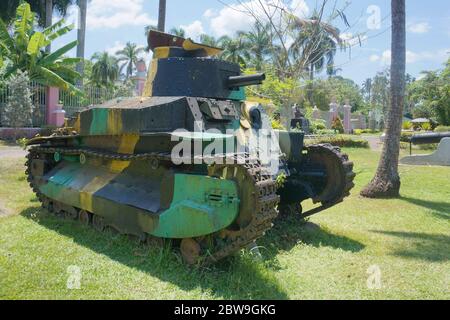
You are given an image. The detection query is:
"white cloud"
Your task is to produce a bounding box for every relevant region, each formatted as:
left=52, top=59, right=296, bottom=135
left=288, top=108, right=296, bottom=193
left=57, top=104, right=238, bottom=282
left=340, top=32, right=368, bottom=46
left=203, top=9, right=216, bottom=19
left=407, top=22, right=431, bottom=34
left=180, top=20, right=205, bottom=41
left=207, top=0, right=309, bottom=37
left=381, top=50, right=391, bottom=64
left=80, top=0, right=156, bottom=29
left=370, top=48, right=450, bottom=65
left=105, top=41, right=125, bottom=56
left=290, top=0, right=309, bottom=17
left=369, top=54, right=380, bottom=62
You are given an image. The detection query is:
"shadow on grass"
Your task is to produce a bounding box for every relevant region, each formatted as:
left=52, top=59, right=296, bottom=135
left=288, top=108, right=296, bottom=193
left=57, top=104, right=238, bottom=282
left=259, top=215, right=365, bottom=258
left=20, top=206, right=289, bottom=299
left=371, top=230, right=450, bottom=262
left=400, top=196, right=450, bottom=220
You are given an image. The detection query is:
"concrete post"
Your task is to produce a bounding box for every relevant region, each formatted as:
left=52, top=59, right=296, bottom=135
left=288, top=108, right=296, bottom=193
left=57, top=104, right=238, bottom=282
left=343, top=100, right=352, bottom=133
left=360, top=114, right=367, bottom=129
left=312, top=106, right=320, bottom=121
left=328, top=98, right=338, bottom=129
left=134, top=59, right=147, bottom=96
left=46, top=87, right=65, bottom=127
left=369, top=111, right=376, bottom=131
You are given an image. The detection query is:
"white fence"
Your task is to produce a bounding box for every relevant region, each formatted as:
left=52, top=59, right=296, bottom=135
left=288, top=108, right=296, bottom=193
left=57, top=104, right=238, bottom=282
left=0, top=81, right=47, bottom=127
left=60, top=85, right=116, bottom=117
left=0, top=82, right=122, bottom=127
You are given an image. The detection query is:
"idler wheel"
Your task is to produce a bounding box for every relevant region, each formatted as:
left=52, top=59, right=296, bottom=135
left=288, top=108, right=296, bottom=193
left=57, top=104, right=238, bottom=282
left=180, top=238, right=201, bottom=265
left=79, top=210, right=91, bottom=226
left=92, top=215, right=106, bottom=232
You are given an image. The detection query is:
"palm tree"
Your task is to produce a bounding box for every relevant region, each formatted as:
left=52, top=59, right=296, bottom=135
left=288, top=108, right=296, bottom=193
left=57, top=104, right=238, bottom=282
left=44, top=0, right=53, bottom=52
left=90, top=52, right=119, bottom=88
left=76, top=0, right=87, bottom=82
left=288, top=12, right=343, bottom=104
left=361, top=0, right=406, bottom=198
left=362, top=78, right=373, bottom=103
left=241, top=23, right=271, bottom=71
left=199, top=34, right=219, bottom=47
left=290, top=17, right=341, bottom=81
left=116, top=42, right=144, bottom=79
left=0, top=2, right=81, bottom=92
left=158, top=0, right=166, bottom=32
left=169, top=27, right=185, bottom=38
left=219, top=35, right=250, bottom=67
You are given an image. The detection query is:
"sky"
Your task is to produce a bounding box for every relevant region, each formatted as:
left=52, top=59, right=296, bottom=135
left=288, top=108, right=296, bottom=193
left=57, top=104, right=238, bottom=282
left=51, top=0, right=450, bottom=86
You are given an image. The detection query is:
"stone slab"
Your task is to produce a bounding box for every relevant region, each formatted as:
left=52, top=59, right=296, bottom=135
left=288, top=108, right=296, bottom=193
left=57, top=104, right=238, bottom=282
left=400, top=137, right=450, bottom=166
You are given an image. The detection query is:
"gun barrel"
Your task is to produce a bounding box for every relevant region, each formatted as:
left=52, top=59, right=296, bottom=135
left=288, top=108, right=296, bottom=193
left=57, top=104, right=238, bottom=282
left=410, top=132, right=450, bottom=144
left=227, top=73, right=265, bottom=88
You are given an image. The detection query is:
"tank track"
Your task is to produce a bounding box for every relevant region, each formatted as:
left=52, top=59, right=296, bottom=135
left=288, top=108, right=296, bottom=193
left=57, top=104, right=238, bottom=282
left=301, top=143, right=355, bottom=217
left=25, top=146, right=279, bottom=264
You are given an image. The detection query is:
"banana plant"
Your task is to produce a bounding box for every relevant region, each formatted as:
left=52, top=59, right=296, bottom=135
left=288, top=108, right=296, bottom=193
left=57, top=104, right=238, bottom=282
left=0, top=2, right=81, bottom=94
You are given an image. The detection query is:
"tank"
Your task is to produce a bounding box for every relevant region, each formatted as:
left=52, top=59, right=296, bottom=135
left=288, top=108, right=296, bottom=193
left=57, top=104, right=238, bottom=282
left=25, top=31, right=355, bottom=264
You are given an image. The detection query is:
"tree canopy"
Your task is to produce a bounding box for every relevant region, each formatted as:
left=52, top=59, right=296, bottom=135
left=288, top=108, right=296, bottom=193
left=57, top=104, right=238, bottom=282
left=0, top=2, right=81, bottom=93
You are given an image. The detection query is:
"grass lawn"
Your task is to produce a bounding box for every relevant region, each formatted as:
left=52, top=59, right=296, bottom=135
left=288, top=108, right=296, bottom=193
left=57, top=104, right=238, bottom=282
left=0, top=146, right=449, bottom=299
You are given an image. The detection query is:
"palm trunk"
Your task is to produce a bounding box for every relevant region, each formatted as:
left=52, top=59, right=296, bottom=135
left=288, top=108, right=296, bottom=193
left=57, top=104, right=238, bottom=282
left=158, top=0, right=166, bottom=32
left=307, top=63, right=314, bottom=105
left=45, top=0, right=52, bottom=52
left=76, top=0, right=87, bottom=85
left=361, top=0, right=406, bottom=198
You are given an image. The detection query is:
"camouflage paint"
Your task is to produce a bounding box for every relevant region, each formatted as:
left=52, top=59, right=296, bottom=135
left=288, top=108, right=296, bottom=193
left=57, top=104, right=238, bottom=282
left=38, top=161, right=239, bottom=238
left=151, top=174, right=239, bottom=238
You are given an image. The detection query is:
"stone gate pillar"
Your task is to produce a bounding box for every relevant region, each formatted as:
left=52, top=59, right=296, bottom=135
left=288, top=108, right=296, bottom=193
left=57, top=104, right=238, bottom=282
left=312, top=106, right=320, bottom=121
left=46, top=87, right=65, bottom=127
left=328, top=98, right=338, bottom=128
left=134, top=59, right=147, bottom=96
left=343, top=99, right=352, bottom=133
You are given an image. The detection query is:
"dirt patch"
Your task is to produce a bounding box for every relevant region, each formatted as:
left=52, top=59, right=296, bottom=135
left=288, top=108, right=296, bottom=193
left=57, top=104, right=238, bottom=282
left=362, top=135, right=382, bottom=151
left=0, top=147, right=27, bottom=158
left=0, top=200, right=11, bottom=217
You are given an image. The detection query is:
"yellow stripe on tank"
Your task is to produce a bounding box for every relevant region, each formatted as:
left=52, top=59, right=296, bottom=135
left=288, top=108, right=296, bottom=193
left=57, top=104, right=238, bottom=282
left=182, top=39, right=222, bottom=56
left=153, top=47, right=171, bottom=58
left=143, top=58, right=158, bottom=97
left=109, top=134, right=140, bottom=173
left=79, top=174, right=116, bottom=212
left=107, top=108, right=123, bottom=135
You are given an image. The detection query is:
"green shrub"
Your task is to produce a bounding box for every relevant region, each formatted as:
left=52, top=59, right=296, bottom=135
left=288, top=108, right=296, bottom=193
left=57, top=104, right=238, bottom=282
left=310, top=119, right=327, bottom=134
left=315, top=129, right=335, bottom=135
left=353, top=129, right=380, bottom=135
left=331, top=117, right=344, bottom=133
left=402, top=121, right=412, bottom=130
left=421, top=122, right=432, bottom=131
left=418, top=143, right=438, bottom=150
left=400, top=131, right=414, bottom=142
left=309, top=135, right=369, bottom=148
left=271, top=119, right=285, bottom=130
left=435, top=125, right=450, bottom=132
